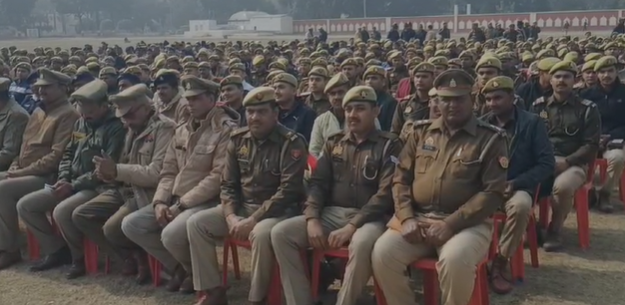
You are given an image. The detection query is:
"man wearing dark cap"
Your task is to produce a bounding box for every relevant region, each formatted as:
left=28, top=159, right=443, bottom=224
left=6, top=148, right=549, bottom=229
left=480, top=76, right=554, bottom=294
left=219, top=75, right=247, bottom=126
left=188, top=86, right=307, bottom=305
left=0, top=69, right=79, bottom=269
left=0, top=77, right=29, bottom=171
left=73, top=67, right=96, bottom=91
left=18, top=79, right=126, bottom=278
left=580, top=55, right=625, bottom=213
left=273, top=85, right=401, bottom=305
left=302, top=66, right=331, bottom=116
left=531, top=61, right=601, bottom=251
left=153, top=69, right=189, bottom=123
left=122, top=76, right=238, bottom=294
left=72, top=84, right=175, bottom=285
left=272, top=72, right=316, bottom=143
left=373, top=69, right=508, bottom=305
left=117, top=71, right=142, bottom=92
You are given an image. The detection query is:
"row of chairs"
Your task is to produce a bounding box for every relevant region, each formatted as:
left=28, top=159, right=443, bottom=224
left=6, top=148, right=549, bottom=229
left=25, top=156, right=610, bottom=304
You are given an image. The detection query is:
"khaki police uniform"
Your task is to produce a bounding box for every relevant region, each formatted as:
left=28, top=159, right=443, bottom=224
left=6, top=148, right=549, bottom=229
left=72, top=84, right=175, bottom=260
left=472, top=56, right=502, bottom=117
left=303, top=67, right=331, bottom=115
left=372, top=70, right=508, bottom=305
left=18, top=79, right=126, bottom=259
left=390, top=63, right=435, bottom=136
left=122, top=76, right=237, bottom=274
left=272, top=86, right=401, bottom=305
left=481, top=76, right=534, bottom=259
left=187, top=86, right=307, bottom=303
left=530, top=61, right=601, bottom=234
left=0, top=78, right=29, bottom=170
left=0, top=70, right=79, bottom=257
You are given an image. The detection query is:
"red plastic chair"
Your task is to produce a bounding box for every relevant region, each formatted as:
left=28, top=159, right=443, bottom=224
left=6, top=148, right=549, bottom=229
left=84, top=239, right=110, bottom=275
left=375, top=258, right=490, bottom=305
left=222, top=238, right=283, bottom=305
left=595, top=158, right=625, bottom=209
left=27, top=215, right=58, bottom=261
left=147, top=254, right=162, bottom=287
left=538, top=160, right=598, bottom=249
left=310, top=248, right=381, bottom=302
left=489, top=212, right=539, bottom=282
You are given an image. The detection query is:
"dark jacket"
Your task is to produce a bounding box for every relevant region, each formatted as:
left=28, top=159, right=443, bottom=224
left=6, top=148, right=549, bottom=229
left=516, top=77, right=553, bottom=107
left=278, top=100, right=317, bottom=144
left=579, top=81, right=625, bottom=140
left=387, top=29, right=400, bottom=42
left=481, top=106, right=555, bottom=199
left=375, top=90, right=398, bottom=132
left=58, top=110, right=126, bottom=192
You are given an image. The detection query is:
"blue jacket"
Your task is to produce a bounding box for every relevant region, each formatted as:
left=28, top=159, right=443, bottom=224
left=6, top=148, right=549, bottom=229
left=482, top=106, right=555, bottom=199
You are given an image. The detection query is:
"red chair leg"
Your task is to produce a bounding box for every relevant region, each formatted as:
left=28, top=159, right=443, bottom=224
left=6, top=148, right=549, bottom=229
left=423, top=269, right=439, bottom=305
left=27, top=229, right=40, bottom=261
left=510, top=242, right=525, bottom=282
left=310, top=250, right=323, bottom=301
left=222, top=240, right=230, bottom=286
left=231, top=243, right=241, bottom=280
left=538, top=198, right=549, bottom=229
left=527, top=215, right=539, bottom=268
left=575, top=186, right=591, bottom=250
left=374, top=279, right=388, bottom=305
left=488, top=220, right=501, bottom=260
left=148, top=255, right=161, bottom=287
left=84, top=239, right=98, bottom=274
left=469, top=261, right=490, bottom=305
left=266, top=262, right=282, bottom=305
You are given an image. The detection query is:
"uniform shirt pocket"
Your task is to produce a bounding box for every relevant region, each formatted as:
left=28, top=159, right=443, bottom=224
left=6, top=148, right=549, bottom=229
left=450, top=152, right=481, bottom=179
left=415, top=149, right=438, bottom=174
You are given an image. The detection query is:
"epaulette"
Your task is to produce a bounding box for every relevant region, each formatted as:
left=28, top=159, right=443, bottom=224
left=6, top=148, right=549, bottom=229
left=532, top=97, right=545, bottom=106
left=157, top=113, right=175, bottom=124
left=327, top=130, right=345, bottom=141
left=298, top=92, right=312, bottom=98
left=477, top=120, right=506, bottom=135
left=378, top=130, right=399, bottom=140
left=230, top=126, right=249, bottom=137
left=581, top=99, right=595, bottom=107
left=278, top=126, right=301, bottom=141
left=413, top=119, right=433, bottom=126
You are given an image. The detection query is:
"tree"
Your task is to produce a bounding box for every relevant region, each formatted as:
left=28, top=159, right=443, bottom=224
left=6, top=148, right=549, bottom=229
left=0, top=0, right=37, bottom=29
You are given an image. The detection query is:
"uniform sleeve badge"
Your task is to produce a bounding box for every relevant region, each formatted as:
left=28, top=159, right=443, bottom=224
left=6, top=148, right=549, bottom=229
left=291, top=149, right=302, bottom=160
left=332, top=144, right=343, bottom=156
left=238, top=145, right=249, bottom=158
left=539, top=110, right=548, bottom=119
left=499, top=156, right=509, bottom=169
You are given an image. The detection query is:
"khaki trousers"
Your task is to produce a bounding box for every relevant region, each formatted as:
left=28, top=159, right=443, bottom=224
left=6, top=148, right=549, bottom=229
left=187, top=204, right=283, bottom=303
left=0, top=173, right=47, bottom=252
left=551, top=156, right=587, bottom=231
left=595, top=149, right=625, bottom=195
left=121, top=203, right=211, bottom=273
left=271, top=206, right=385, bottom=305
left=72, top=190, right=138, bottom=260
left=17, top=189, right=97, bottom=257
left=498, top=190, right=533, bottom=258
left=372, top=222, right=492, bottom=305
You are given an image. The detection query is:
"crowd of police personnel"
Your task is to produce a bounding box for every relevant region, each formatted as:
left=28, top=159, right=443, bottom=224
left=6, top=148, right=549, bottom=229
left=0, top=31, right=621, bottom=305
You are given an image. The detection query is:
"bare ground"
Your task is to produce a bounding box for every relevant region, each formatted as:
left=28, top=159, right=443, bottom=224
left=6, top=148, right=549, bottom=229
left=0, top=207, right=623, bottom=305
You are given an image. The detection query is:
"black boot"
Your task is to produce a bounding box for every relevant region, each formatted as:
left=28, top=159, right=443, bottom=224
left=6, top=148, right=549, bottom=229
left=543, top=224, right=563, bottom=252
left=597, top=190, right=615, bottom=214
left=29, top=246, right=71, bottom=272
left=66, top=258, right=86, bottom=279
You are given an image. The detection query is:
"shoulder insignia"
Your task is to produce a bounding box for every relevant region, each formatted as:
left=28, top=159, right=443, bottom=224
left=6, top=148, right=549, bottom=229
left=581, top=99, right=595, bottom=107
left=277, top=125, right=301, bottom=141
left=532, top=97, right=545, bottom=106
left=414, top=119, right=433, bottom=126
left=477, top=120, right=506, bottom=135
left=231, top=126, right=250, bottom=137
left=223, top=119, right=238, bottom=129
left=327, top=130, right=345, bottom=140
left=378, top=130, right=399, bottom=140
left=299, top=92, right=312, bottom=98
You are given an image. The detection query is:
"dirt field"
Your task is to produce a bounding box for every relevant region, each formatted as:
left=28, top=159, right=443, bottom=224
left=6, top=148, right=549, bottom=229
left=0, top=30, right=612, bottom=51
left=0, top=208, right=622, bottom=305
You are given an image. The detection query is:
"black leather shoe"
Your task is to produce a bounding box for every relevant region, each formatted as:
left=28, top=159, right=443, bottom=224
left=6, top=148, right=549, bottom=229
left=29, top=247, right=71, bottom=272
left=66, top=258, right=86, bottom=279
